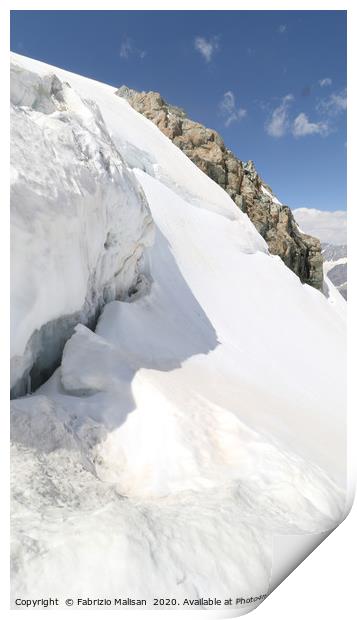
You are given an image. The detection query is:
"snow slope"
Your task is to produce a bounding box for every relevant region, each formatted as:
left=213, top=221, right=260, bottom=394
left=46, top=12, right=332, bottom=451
left=10, top=53, right=346, bottom=612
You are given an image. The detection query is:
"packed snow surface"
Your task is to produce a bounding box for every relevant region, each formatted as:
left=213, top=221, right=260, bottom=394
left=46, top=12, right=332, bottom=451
left=10, top=53, right=346, bottom=611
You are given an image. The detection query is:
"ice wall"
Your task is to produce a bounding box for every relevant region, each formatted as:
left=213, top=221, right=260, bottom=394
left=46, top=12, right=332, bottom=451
left=10, top=65, right=154, bottom=395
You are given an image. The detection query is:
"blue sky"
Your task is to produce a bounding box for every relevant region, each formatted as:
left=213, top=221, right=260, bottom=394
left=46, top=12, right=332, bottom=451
left=11, top=10, right=347, bottom=212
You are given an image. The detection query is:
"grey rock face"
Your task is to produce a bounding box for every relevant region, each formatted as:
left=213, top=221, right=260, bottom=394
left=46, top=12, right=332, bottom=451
left=116, top=86, right=323, bottom=290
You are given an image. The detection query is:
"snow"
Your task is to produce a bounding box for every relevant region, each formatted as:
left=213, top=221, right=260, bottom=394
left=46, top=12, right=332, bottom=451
left=323, top=256, right=347, bottom=271
left=10, top=53, right=346, bottom=612
left=260, top=183, right=282, bottom=205
left=323, top=261, right=347, bottom=302
left=10, top=63, right=154, bottom=394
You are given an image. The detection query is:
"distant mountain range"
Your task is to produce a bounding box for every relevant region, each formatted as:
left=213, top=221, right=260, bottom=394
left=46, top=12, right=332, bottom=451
left=292, top=208, right=347, bottom=300
left=322, top=243, right=347, bottom=299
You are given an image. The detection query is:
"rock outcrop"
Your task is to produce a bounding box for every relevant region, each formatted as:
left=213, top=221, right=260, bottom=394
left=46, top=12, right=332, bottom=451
left=116, top=86, right=323, bottom=290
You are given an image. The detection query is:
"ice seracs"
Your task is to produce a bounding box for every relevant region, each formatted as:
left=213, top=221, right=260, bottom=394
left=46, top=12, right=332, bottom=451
left=10, top=63, right=154, bottom=396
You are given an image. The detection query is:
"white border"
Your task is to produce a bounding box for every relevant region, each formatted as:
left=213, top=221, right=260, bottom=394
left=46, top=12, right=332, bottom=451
left=1, top=2, right=355, bottom=619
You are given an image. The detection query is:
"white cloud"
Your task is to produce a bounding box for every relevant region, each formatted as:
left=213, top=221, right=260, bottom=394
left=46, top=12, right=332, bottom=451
left=278, top=24, right=287, bottom=33
left=194, top=36, right=219, bottom=62
left=265, top=98, right=333, bottom=139
left=218, top=91, right=246, bottom=127
left=292, top=112, right=329, bottom=137
left=319, top=77, right=332, bottom=87
left=120, top=37, right=146, bottom=60
left=265, top=94, right=294, bottom=138
left=316, top=88, right=347, bottom=116
left=293, top=208, right=346, bottom=245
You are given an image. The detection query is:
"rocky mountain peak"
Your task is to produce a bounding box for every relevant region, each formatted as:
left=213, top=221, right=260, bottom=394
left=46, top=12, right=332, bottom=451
left=116, top=86, right=323, bottom=290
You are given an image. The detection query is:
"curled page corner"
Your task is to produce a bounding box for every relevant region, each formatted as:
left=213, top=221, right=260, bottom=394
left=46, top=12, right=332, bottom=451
left=269, top=485, right=355, bottom=596
left=269, top=528, right=335, bottom=594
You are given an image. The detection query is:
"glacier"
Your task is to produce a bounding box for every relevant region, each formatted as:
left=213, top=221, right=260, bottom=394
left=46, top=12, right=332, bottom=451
left=10, top=53, right=346, bottom=613
left=10, top=63, right=154, bottom=396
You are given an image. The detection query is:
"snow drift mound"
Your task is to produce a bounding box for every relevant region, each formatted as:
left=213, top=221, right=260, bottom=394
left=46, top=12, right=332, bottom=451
left=10, top=54, right=346, bottom=611
left=10, top=63, right=154, bottom=396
